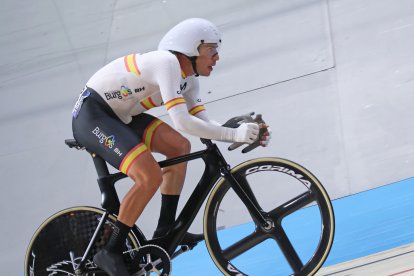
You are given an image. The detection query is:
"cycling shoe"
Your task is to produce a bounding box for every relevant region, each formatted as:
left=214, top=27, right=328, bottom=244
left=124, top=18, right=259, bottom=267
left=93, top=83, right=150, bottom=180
left=93, top=249, right=130, bottom=276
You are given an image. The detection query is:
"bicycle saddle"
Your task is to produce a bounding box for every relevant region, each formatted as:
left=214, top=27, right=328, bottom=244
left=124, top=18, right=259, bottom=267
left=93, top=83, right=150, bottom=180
left=65, top=138, right=85, bottom=150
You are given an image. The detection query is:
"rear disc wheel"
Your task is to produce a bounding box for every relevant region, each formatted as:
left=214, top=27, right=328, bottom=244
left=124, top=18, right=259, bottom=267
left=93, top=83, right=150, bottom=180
left=24, top=206, right=141, bottom=275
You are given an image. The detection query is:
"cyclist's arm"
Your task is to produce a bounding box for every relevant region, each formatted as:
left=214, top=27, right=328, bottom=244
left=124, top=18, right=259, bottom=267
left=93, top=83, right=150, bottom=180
left=182, top=78, right=216, bottom=123
left=148, top=51, right=244, bottom=142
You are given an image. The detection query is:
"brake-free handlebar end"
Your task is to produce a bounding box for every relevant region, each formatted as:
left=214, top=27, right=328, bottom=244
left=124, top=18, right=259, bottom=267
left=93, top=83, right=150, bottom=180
left=224, top=113, right=268, bottom=153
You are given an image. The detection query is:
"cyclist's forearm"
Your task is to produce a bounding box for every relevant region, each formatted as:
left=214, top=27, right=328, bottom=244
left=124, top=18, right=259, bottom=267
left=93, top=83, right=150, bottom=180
left=170, top=111, right=235, bottom=142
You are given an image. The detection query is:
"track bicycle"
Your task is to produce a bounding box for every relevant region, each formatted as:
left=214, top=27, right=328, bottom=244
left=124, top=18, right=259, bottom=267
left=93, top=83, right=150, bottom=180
left=24, top=113, right=335, bottom=275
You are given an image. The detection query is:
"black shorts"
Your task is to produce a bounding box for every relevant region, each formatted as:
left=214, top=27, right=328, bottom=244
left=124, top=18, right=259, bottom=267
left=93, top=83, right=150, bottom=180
left=72, top=88, right=163, bottom=174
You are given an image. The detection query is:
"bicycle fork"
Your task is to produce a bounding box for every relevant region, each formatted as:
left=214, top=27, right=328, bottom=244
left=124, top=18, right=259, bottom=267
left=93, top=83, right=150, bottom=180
left=220, top=166, right=271, bottom=229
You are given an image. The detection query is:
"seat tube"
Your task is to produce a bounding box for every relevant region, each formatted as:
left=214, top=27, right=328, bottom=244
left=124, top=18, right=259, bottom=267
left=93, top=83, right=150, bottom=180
left=77, top=212, right=110, bottom=272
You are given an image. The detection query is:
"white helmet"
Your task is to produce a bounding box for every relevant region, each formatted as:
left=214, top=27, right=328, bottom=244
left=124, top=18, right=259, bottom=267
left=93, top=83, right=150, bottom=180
left=158, top=18, right=221, bottom=57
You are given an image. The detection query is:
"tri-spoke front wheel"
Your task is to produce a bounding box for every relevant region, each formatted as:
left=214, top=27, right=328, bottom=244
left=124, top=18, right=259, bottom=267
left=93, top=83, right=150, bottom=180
left=204, top=158, right=335, bottom=276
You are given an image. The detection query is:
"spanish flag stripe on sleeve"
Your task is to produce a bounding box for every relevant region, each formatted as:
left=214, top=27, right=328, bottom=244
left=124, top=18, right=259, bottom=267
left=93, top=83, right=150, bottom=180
left=140, top=97, right=156, bottom=110
left=124, top=54, right=141, bottom=76
left=123, top=56, right=129, bottom=71
left=140, top=101, right=150, bottom=110
left=132, top=55, right=139, bottom=74
left=143, top=119, right=163, bottom=150
left=189, top=105, right=206, bottom=116
left=148, top=97, right=156, bottom=107
left=165, top=97, right=186, bottom=110
left=119, top=143, right=148, bottom=174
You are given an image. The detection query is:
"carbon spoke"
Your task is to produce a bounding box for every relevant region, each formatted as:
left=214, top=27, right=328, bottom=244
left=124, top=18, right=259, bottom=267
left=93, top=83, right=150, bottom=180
left=222, top=230, right=268, bottom=260
left=234, top=175, right=263, bottom=212
left=272, top=225, right=303, bottom=273
left=268, top=191, right=315, bottom=222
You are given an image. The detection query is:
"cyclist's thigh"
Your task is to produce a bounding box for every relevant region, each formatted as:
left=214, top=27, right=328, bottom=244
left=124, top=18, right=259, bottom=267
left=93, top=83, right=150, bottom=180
left=146, top=121, right=190, bottom=156
left=127, top=113, right=164, bottom=150
left=129, top=113, right=189, bottom=156
left=72, top=92, right=150, bottom=174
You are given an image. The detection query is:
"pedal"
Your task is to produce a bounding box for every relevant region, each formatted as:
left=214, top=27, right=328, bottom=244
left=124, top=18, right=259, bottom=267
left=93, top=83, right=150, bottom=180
left=171, top=233, right=204, bottom=260
left=171, top=245, right=190, bottom=259
left=179, top=232, right=204, bottom=247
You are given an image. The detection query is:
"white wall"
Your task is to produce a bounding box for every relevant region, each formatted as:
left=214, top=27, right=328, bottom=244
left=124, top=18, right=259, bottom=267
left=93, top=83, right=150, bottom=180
left=1, top=0, right=413, bottom=275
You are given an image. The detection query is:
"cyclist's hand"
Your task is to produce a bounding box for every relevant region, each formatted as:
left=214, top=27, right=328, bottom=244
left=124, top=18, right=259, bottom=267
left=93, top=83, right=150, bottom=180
left=235, top=123, right=259, bottom=144
left=224, top=113, right=271, bottom=152
left=259, top=124, right=272, bottom=147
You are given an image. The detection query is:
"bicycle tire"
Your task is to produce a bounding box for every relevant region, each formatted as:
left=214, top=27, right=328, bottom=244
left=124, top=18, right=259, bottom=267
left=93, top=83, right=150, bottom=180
left=203, top=157, right=335, bottom=276
left=24, top=206, right=142, bottom=276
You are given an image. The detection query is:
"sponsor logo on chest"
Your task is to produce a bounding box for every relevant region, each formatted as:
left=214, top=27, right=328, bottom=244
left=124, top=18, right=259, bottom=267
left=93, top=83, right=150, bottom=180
left=104, top=86, right=145, bottom=100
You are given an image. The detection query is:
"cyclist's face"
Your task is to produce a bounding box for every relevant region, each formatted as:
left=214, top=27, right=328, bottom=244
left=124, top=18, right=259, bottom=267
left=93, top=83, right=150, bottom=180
left=196, top=43, right=220, bottom=76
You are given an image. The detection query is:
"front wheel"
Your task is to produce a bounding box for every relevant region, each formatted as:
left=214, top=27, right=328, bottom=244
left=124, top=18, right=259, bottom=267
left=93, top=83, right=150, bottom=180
left=204, top=158, right=335, bottom=276
left=24, top=206, right=141, bottom=276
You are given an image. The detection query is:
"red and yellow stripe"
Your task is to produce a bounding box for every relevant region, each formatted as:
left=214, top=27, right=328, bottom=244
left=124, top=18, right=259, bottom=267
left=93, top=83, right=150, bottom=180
left=124, top=54, right=141, bottom=76
left=140, top=97, right=156, bottom=110
left=143, top=119, right=163, bottom=150
left=165, top=97, right=186, bottom=110
left=119, top=143, right=148, bottom=174
left=189, top=105, right=206, bottom=116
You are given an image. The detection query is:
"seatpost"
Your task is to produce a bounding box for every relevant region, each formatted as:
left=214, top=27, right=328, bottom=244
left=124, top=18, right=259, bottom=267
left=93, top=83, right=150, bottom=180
left=90, top=153, right=121, bottom=214
left=91, top=153, right=110, bottom=177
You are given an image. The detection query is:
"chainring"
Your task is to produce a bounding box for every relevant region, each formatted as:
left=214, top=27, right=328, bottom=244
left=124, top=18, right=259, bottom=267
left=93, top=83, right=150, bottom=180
left=130, top=244, right=171, bottom=276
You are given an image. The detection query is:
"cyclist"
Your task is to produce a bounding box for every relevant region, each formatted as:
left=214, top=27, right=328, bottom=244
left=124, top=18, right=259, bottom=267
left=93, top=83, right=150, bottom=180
left=71, top=18, right=271, bottom=275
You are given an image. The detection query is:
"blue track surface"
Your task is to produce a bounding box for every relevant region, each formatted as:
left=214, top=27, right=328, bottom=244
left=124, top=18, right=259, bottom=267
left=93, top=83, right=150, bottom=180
left=173, top=177, right=414, bottom=275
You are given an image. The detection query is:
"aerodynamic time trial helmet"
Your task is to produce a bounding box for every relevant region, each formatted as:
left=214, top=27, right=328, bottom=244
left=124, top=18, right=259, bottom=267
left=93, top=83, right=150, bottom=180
left=158, top=18, right=221, bottom=57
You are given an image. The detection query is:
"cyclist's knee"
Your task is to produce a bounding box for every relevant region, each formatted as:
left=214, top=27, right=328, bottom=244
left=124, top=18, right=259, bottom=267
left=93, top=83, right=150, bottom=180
left=178, top=136, right=191, bottom=154
left=169, top=136, right=191, bottom=157
left=143, top=174, right=163, bottom=192
left=128, top=162, right=163, bottom=191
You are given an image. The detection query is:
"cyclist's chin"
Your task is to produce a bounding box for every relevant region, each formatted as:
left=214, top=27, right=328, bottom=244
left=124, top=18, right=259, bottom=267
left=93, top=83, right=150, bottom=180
left=199, top=69, right=212, bottom=77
